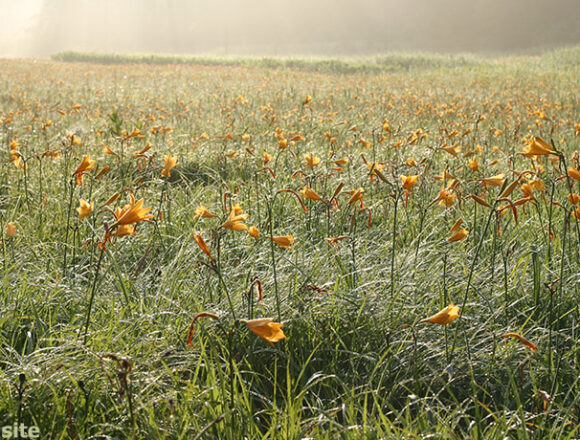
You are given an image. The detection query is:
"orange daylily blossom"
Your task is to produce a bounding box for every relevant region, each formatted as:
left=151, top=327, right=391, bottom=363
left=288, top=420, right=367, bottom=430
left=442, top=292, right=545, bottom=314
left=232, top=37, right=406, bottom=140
left=114, top=194, right=154, bottom=226
left=271, top=235, right=294, bottom=250
left=303, top=153, right=321, bottom=169
left=10, top=150, right=26, bottom=170
left=400, top=175, right=419, bottom=191
left=347, top=188, right=365, bottom=204
left=502, top=332, right=537, bottom=351
left=405, top=157, right=417, bottom=167
left=73, top=155, right=96, bottom=185
left=300, top=186, right=324, bottom=202
left=263, top=152, right=273, bottom=164
left=5, top=222, right=16, bottom=237
left=468, top=157, right=479, bottom=172
left=248, top=226, right=260, bottom=238
left=77, top=199, right=94, bottom=220
left=222, top=209, right=249, bottom=231
left=522, top=136, right=557, bottom=157
left=421, top=304, right=460, bottom=325
left=103, top=145, right=117, bottom=155
left=194, top=203, right=216, bottom=218
left=113, top=224, right=136, bottom=237
left=244, top=318, right=286, bottom=345
left=193, top=231, right=214, bottom=260
left=521, top=183, right=534, bottom=199
left=334, top=157, right=349, bottom=166
left=433, top=187, right=457, bottom=207
left=448, top=218, right=469, bottom=242
left=569, top=193, right=580, bottom=205
left=569, top=167, right=580, bottom=181
left=161, top=154, right=178, bottom=177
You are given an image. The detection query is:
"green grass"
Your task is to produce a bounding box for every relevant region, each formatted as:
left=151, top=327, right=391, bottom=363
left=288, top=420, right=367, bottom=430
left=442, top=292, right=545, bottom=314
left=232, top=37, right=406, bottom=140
left=0, top=48, right=579, bottom=438
left=51, top=50, right=483, bottom=74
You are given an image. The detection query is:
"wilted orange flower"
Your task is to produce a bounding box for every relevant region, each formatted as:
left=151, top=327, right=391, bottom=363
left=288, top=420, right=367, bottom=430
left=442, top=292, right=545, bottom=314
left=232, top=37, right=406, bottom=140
left=522, top=136, right=557, bottom=157
left=502, top=332, right=537, bottom=351
left=303, top=153, right=321, bottom=169
left=326, top=235, right=349, bottom=249
left=271, top=235, right=294, bottom=250
left=303, top=95, right=312, bottom=105
left=134, top=144, right=152, bottom=157
left=432, top=170, right=455, bottom=181
left=405, top=157, right=417, bottom=167
left=400, top=175, right=419, bottom=190
left=334, top=157, right=349, bottom=166
left=481, top=174, right=505, bottom=187
left=421, top=304, right=460, bottom=325
left=77, top=199, right=94, bottom=220
left=194, top=203, right=216, bottom=218
left=300, top=186, right=324, bottom=202
left=161, top=154, right=178, bottom=177
left=74, top=155, right=96, bottom=185
left=114, top=194, right=154, bottom=226
left=248, top=226, right=260, bottom=238
left=245, top=318, right=286, bottom=345
left=5, top=222, right=16, bottom=237
left=193, top=231, right=214, bottom=260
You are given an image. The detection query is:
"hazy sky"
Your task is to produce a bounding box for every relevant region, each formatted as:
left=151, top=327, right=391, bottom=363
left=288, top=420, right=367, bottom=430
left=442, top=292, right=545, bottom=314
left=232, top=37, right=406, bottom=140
left=1, top=0, right=579, bottom=57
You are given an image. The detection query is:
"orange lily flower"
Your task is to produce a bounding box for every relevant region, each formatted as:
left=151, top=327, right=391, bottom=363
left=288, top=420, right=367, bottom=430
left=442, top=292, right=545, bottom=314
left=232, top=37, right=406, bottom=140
left=400, top=175, right=419, bottom=191
left=244, top=318, right=286, bottom=345
left=569, top=167, right=580, bottom=181
left=161, top=154, right=178, bottom=177
left=74, top=155, right=96, bottom=185
left=271, top=235, right=294, bottom=250
left=303, top=153, right=321, bottom=169
left=300, top=186, right=324, bottom=202
left=222, top=209, right=249, bottom=231
left=77, top=199, right=94, bottom=220
left=194, top=204, right=216, bottom=218
left=114, top=195, right=154, bottom=226
left=522, top=136, right=557, bottom=157
left=421, top=304, right=460, bottom=325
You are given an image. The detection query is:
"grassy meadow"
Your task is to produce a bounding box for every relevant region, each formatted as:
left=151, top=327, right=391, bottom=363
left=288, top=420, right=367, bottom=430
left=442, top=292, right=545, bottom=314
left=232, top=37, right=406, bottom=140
left=0, top=48, right=580, bottom=439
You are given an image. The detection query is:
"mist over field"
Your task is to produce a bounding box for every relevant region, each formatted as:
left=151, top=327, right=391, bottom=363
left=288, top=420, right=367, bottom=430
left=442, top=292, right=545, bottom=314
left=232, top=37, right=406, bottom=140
left=1, top=0, right=580, bottom=57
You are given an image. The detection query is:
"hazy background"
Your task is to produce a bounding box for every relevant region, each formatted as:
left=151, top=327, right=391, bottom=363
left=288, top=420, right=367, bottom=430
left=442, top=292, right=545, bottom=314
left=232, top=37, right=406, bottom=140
left=1, top=0, right=580, bottom=57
